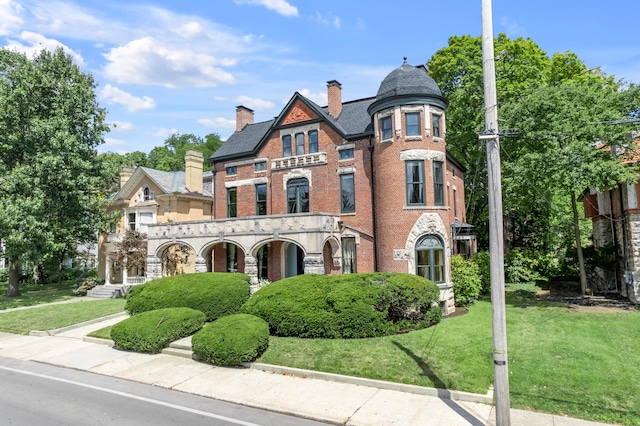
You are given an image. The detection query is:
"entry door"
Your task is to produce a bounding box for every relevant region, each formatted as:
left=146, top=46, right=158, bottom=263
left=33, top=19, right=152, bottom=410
left=285, top=244, right=304, bottom=278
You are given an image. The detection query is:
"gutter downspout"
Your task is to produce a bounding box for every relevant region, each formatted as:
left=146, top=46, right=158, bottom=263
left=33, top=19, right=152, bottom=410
left=368, top=136, right=378, bottom=272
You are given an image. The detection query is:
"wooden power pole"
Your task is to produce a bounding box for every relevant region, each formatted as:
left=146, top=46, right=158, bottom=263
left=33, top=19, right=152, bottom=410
left=480, top=0, right=511, bottom=424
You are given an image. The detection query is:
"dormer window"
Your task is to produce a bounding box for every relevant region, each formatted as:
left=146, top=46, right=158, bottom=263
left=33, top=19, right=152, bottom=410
left=143, top=186, right=151, bottom=201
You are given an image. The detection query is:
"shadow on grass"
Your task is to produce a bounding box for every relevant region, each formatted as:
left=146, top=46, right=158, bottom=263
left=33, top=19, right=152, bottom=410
left=391, top=341, right=486, bottom=426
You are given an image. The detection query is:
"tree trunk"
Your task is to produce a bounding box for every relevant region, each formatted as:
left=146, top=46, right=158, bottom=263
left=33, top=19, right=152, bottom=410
left=571, top=192, right=588, bottom=296
left=6, top=257, right=20, bottom=298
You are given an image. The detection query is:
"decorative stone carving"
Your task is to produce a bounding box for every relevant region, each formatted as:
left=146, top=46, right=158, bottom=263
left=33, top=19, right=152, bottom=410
left=303, top=255, right=324, bottom=275
left=393, top=249, right=411, bottom=260
left=194, top=256, right=207, bottom=273
left=146, top=256, right=162, bottom=280
left=399, top=150, right=445, bottom=162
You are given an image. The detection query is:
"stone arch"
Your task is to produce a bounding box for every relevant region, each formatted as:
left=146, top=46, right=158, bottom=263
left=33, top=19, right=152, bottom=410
left=405, top=213, right=450, bottom=281
left=156, top=242, right=197, bottom=277
left=200, top=239, right=248, bottom=275
left=322, top=236, right=341, bottom=274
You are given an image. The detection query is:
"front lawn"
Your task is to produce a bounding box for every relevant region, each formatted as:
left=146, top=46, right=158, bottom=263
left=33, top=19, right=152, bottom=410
left=0, top=281, right=78, bottom=310
left=0, top=298, right=126, bottom=334
left=260, top=294, right=640, bottom=425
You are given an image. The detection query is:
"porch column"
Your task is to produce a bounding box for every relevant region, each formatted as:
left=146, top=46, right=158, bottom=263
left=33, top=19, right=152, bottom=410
left=146, top=255, right=162, bottom=281
left=244, top=255, right=259, bottom=294
left=122, top=258, right=128, bottom=285
left=195, top=255, right=207, bottom=273
left=104, top=254, right=111, bottom=285
left=304, top=254, right=324, bottom=275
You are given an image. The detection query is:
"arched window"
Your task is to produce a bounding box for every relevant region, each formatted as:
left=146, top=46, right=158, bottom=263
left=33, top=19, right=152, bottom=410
left=416, top=235, right=445, bottom=283
left=287, top=178, right=309, bottom=213
left=142, top=186, right=153, bottom=201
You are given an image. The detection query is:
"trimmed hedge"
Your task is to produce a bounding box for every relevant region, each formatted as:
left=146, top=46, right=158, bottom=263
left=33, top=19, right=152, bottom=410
left=111, top=307, right=206, bottom=353
left=125, top=273, right=250, bottom=321
left=242, top=272, right=441, bottom=339
left=192, top=314, right=270, bottom=366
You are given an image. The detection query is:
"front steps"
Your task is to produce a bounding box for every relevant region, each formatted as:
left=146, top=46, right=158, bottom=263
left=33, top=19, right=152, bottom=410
left=87, top=285, right=123, bottom=299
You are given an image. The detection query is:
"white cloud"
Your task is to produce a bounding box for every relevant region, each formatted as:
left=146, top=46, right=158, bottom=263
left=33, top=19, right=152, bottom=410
left=312, top=11, right=341, bottom=30
left=298, top=88, right=327, bottom=106
left=500, top=17, right=527, bottom=38
left=108, top=121, right=135, bottom=132
left=100, top=84, right=155, bottom=112
left=103, top=37, right=237, bottom=88
left=0, top=0, right=23, bottom=36
left=4, top=31, right=86, bottom=67
left=234, top=0, right=298, bottom=17
left=152, top=128, right=179, bottom=138
left=198, top=117, right=236, bottom=130
left=214, top=95, right=276, bottom=111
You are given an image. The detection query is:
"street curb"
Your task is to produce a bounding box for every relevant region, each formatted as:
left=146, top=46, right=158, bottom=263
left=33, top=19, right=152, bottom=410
left=83, top=336, right=115, bottom=346
left=29, top=312, right=128, bottom=337
left=244, top=362, right=494, bottom=405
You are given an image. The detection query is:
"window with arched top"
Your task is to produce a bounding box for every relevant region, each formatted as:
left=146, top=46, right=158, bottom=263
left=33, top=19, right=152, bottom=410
left=416, top=235, right=445, bottom=283
left=143, top=186, right=150, bottom=201
left=287, top=178, right=309, bottom=213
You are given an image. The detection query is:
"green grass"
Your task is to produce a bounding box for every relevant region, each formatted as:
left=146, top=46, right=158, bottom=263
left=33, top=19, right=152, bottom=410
left=259, top=294, right=640, bottom=425
left=87, top=325, right=113, bottom=340
left=41, top=281, right=640, bottom=425
left=0, top=280, right=78, bottom=310
left=0, top=299, right=126, bottom=334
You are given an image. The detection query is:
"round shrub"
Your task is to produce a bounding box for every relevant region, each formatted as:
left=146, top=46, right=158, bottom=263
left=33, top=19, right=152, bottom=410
left=111, top=307, right=206, bottom=353
left=124, top=273, right=250, bottom=321
left=192, top=314, right=270, bottom=366
left=451, top=254, right=482, bottom=306
left=242, top=272, right=441, bottom=339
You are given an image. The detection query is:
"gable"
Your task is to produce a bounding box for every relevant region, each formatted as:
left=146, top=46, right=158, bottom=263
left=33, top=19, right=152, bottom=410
left=281, top=100, right=319, bottom=126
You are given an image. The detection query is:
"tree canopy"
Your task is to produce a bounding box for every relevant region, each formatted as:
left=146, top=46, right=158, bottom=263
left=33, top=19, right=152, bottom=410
left=427, top=34, right=640, bottom=255
left=0, top=48, right=111, bottom=296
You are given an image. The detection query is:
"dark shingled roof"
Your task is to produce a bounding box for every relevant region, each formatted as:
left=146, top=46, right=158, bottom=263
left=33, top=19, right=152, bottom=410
left=211, top=119, right=274, bottom=161
left=210, top=65, right=444, bottom=163
left=211, top=94, right=376, bottom=162
left=376, top=63, right=442, bottom=100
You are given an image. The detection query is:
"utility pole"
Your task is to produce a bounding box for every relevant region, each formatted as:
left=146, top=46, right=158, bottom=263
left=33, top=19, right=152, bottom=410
left=480, top=0, right=511, bottom=425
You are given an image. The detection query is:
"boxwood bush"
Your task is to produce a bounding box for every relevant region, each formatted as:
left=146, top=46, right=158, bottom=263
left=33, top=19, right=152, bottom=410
left=111, top=307, right=206, bottom=353
left=242, top=272, right=441, bottom=339
left=451, top=254, right=482, bottom=306
left=192, top=314, right=270, bottom=366
left=125, top=273, right=250, bottom=321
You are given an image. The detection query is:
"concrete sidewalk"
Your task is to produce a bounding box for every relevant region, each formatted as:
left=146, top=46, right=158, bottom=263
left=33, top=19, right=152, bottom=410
left=0, top=314, right=614, bottom=426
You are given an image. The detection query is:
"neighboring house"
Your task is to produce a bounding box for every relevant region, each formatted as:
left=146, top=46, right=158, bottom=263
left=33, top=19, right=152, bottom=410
left=583, top=144, right=640, bottom=303
left=97, top=150, right=214, bottom=286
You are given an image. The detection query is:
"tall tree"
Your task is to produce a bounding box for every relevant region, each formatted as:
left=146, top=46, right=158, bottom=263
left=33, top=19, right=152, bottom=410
left=147, top=132, right=222, bottom=171
left=501, top=78, right=638, bottom=294
left=97, top=150, right=148, bottom=193
left=427, top=34, right=549, bottom=249
left=0, top=48, right=110, bottom=297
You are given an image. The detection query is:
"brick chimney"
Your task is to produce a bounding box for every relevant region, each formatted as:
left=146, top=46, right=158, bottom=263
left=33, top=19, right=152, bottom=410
left=119, top=166, right=136, bottom=188
left=327, top=80, right=342, bottom=118
left=185, top=149, right=204, bottom=193
left=236, top=105, right=254, bottom=132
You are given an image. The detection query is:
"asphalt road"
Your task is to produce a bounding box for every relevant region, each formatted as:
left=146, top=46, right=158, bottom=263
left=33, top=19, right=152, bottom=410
left=0, top=356, right=330, bottom=426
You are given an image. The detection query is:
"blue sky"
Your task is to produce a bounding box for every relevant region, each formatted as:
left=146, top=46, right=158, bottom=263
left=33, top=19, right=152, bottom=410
left=1, top=0, right=639, bottom=154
